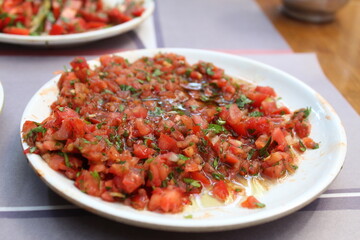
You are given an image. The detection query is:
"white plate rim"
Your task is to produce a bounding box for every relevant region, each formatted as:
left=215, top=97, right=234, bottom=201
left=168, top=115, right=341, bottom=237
left=20, top=48, right=347, bottom=232
left=0, top=0, right=154, bottom=46
left=0, top=80, right=4, bottom=114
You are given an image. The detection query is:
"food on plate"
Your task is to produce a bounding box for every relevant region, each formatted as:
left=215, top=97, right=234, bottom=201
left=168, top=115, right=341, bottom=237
left=0, top=0, right=145, bottom=36
left=22, top=53, right=318, bottom=213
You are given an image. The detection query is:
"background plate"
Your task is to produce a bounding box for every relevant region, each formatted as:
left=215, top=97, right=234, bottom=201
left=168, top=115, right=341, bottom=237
left=0, top=0, right=154, bottom=47
left=20, top=48, right=347, bottom=232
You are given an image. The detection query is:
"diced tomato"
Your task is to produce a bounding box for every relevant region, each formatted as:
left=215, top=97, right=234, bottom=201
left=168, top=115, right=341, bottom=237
left=52, top=118, right=85, bottom=140
left=180, top=115, right=194, bottom=130
left=184, top=161, right=201, bottom=172
left=224, top=153, right=240, bottom=165
left=295, top=121, right=311, bottom=138
left=241, top=196, right=265, bottom=209
left=158, top=133, right=178, bottom=152
left=43, top=153, right=66, bottom=171
left=148, top=186, right=186, bottom=213
left=302, top=137, right=318, bottom=149
left=86, top=21, right=107, bottom=29
left=255, top=134, right=269, bottom=149
left=75, top=170, right=103, bottom=196
left=79, top=10, right=109, bottom=23
left=192, top=115, right=208, bottom=130
left=189, top=171, right=211, bottom=186
left=117, top=170, right=144, bottom=194
left=3, top=27, right=29, bottom=35
left=49, top=24, right=64, bottom=35
left=22, top=121, right=38, bottom=137
left=52, top=0, right=61, bottom=19
left=262, top=160, right=285, bottom=179
left=134, top=118, right=152, bottom=136
left=255, top=86, right=276, bottom=97
left=133, top=144, right=155, bottom=159
left=246, top=117, right=272, bottom=136
left=132, top=105, right=148, bottom=118
left=70, top=57, right=89, bottom=70
left=148, top=158, right=170, bottom=187
left=108, top=8, right=132, bottom=24
left=261, top=100, right=277, bottom=116
left=130, top=188, right=149, bottom=210
left=272, top=128, right=287, bottom=151
left=132, top=7, right=145, bottom=17
left=227, top=104, right=243, bottom=125
left=247, top=92, right=267, bottom=107
left=212, top=180, right=229, bottom=201
left=0, top=17, right=11, bottom=30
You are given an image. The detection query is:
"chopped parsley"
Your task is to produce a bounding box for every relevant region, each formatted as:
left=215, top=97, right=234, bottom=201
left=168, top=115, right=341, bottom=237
left=102, top=89, right=114, bottom=95
left=255, top=202, right=266, bottom=208
left=183, top=178, right=201, bottom=188
left=312, top=142, right=320, bottom=149
left=203, top=124, right=226, bottom=134
left=120, top=84, right=137, bottom=93
left=259, top=137, right=272, bottom=157
left=206, top=67, right=214, bottom=76
left=90, top=171, right=101, bottom=181
left=304, top=107, right=311, bottom=118
left=150, top=107, right=165, bottom=116
left=236, top=95, right=253, bottom=108
left=247, top=149, right=256, bottom=160
left=216, top=118, right=226, bottom=125
left=212, top=157, right=219, bottom=169
left=29, top=146, right=37, bottom=153
left=152, top=68, right=163, bottom=77
left=178, top=154, right=190, bottom=161
left=96, top=122, right=106, bottom=129
left=249, top=111, right=263, bottom=117
left=212, top=172, right=225, bottom=180
left=118, top=104, right=125, bottom=112
left=299, top=140, right=306, bottom=152
left=26, top=125, right=47, bottom=139
left=200, top=95, right=210, bottom=102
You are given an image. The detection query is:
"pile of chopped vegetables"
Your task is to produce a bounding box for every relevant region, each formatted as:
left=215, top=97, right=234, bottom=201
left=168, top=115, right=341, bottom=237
left=0, top=0, right=145, bottom=35
left=22, top=53, right=319, bottom=213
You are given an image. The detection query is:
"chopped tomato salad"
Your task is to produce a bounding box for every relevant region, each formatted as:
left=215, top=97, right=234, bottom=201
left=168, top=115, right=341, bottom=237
left=22, top=53, right=318, bottom=213
left=0, top=0, right=145, bottom=36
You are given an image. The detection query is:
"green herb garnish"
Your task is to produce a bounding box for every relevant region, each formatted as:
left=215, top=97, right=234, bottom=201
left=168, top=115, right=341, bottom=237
left=120, top=84, right=137, bottom=93
left=206, top=67, right=214, bottom=76
left=236, top=95, right=253, bottom=108
left=178, top=154, right=190, bottom=161
left=247, top=149, right=256, bottom=160
left=259, top=137, right=272, bottom=157
left=212, top=157, right=219, bottom=169
left=183, top=178, right=201, bottom=188
left=299, top=140, right=306, bottom=152
left=212, top=172, right=225, bottom=180
left=304, top=107, right=311, bottom=118
left=255, top=202, right=266, bottom=208
left=203, top=124, right=226, bottom=134
left=216, top=118, right=226, bottom=125
left=249, top=111, right=263, bottom=117
left=152, top=68, right=163, bottom=77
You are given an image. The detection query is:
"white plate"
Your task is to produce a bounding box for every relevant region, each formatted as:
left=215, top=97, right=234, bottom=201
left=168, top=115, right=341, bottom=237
left=0, top=0, right=154, bottom=47
left=0, top=81, right=4, bottom=114
left=20, top=48, right=347, bottom=232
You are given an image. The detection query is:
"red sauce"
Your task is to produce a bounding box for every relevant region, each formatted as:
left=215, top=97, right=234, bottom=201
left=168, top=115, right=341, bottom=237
left=22, top=53, right=318, bottom=213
